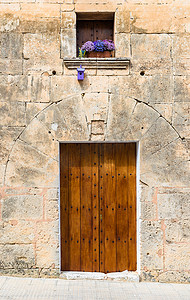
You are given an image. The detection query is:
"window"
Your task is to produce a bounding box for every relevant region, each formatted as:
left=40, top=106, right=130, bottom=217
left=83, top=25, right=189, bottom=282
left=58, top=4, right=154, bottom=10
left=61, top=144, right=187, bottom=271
left=76, top=13, right=114, bottom=58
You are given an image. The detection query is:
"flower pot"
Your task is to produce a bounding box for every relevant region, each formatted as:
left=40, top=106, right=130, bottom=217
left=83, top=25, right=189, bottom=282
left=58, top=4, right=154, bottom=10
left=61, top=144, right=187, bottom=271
left=87, top=51, right=114, bottom=58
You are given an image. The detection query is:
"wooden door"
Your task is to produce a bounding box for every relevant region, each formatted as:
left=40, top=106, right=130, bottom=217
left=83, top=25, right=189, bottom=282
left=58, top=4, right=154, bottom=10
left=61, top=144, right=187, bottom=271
left=60, top=143, right=136, bottom=273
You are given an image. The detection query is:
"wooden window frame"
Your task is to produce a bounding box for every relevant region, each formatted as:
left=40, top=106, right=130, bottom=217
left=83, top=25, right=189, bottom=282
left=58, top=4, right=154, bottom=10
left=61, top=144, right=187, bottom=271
left=76, top=13, right=115, bottom=58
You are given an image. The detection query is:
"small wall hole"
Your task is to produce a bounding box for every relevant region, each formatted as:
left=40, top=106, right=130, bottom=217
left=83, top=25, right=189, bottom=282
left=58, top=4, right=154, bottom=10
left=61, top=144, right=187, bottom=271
left=140, top=71, right=145, bottom=76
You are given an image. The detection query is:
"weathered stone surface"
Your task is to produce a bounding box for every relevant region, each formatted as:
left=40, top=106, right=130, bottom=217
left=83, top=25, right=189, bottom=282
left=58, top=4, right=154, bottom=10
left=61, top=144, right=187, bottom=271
left=115, top=6, right=130, bottom=33
left=56, top=95, right=89, bottom=140
left=0, top=75, right=28, bottom=102
left=6, top=140, right=59, bottom=187
left=165, top=243, right=190, bottom=271
left=140, top=139, right=190, bottom=187
left=172, top=102, right=190, bottom=138
left=26, top=102, right=48, bottom=124
left=174, top=76, right=190, bottom=102
left=158, top=271, right=190, bottom=283
left=61, top=12, right=76, bottom=30
left=0, top=220, right=35, bottom=244
left=36, top=221, right=59, bottom=268
left=120, top=102, right=159, bottom=141
left=0, top=101, right=26, bottom=126
left=61, top=29, right=76, bottom=59
left=115, top=33, right=130, bottom=58
left=157, top=192, right=186, bottom=220
left=0, top=244, right=35, bottom=269
left=172, top=34, right=190, bottom=75
left=0, top=33, right=23, bottom=59
left=153, top=103, right=173, bottom=123
left=141, top=221, right=163, bottom=270
left=0, top=59, right=22, bottom=75
left=91, top=120, right=105, bottom=135
left=20, top=118, right=59, bottom=160
left=37, top=105, right=72, bottom=141
left=165, top=219, right=189, bottom=244
left=28, top=75, right=51, bottom=103
left=130, top=6, right=173, bottom=33
left=0, top=127, right=23, bottom=164
left=106, top=95, right=136, bottom=140
left=2, top=194, right=43, bottom=220
left=82, top=93, right=108, bottom=123
left=23, top=33, right=62, bottom=74
left=141, top=117, right=178, bottom=160
left=50, top=76, right=90, bottom=102
left=141, top=202, right=157, bottom=220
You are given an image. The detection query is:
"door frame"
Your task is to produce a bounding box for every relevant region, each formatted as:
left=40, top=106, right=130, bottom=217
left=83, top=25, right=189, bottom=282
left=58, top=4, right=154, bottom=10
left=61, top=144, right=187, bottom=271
left=58, top=141, right=140, bottom=275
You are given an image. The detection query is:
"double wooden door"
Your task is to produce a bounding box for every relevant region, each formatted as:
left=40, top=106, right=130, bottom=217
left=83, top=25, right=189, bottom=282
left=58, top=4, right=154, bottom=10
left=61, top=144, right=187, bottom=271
left=60, top=143, right=136, bottom=273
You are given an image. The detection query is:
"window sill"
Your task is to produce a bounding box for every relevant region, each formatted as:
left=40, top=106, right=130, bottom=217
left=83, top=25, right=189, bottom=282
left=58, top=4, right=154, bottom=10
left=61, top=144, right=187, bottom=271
left=64, top=58, right=130, bottom=69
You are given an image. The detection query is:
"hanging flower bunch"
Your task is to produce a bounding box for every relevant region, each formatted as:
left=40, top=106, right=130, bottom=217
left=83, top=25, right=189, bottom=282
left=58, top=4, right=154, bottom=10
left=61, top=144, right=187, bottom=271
left=81, top=40, right=115, bottom=52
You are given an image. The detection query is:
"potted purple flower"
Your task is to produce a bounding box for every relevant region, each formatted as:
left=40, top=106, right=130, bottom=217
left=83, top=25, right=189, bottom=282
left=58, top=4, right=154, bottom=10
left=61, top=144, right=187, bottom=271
left=80, top=40, right=115, bottom=58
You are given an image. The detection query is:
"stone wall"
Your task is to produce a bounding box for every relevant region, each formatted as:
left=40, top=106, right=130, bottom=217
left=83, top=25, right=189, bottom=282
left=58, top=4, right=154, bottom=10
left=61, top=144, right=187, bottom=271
left=0, top=0, right=189, bottom=282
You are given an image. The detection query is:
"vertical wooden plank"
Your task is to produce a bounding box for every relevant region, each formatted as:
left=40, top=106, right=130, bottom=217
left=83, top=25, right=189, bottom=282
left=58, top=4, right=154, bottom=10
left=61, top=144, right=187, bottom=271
left=77, top=20, right=94, bottom=55
left=115, top=143, right=129, bottom=271
left=68, top=143, right=81, bottom=271
left=94, top=20, right=113, bottom=41
left=60, top=143, right=69, bottom=271
left=103, top=143, right=117, bottom=273
left=91, top=143, right=99, bottom=272
left=127, top=143, right=137, bottom=271
left=80, top=144, right=93, bottom=272
left=99, top=143, right=105, bottom=273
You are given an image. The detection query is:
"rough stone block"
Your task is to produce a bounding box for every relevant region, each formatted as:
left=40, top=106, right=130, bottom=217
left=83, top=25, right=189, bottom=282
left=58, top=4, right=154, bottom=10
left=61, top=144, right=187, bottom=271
left=91, top=120, right=105, bottom=135
left=165, top=243, right=190, bottom=271
left=23, top=33, right=62, bottom=74
left=28, top=74, right=51, bottom=103
left=141, top=202, right=157, bottom=220
left=0, top=75, right=28, bottom=102
left=172, top=102, right=190, bottom=138
left=140, top=117, right=178, bottom=160
left=158, top=271, right=190, bottom=283
left=0, top=127, right=22, bottom=165
left=90, top=76, right=109, bottom=93
left=5, top=139, right=59, bottom=187
left=61, top=12, right=76, bottom=29
left=0, top=220, right=35, bottom=244
left=172, top=34, right=190, bottom=75
left=141, top=221, right=163, bottom=270
left=130, top=5, right=173, bottom=33
left=0, top=33, right=23, bottom=59
left=82, top=93, right=108, bottom=123
left=26, top=103, right=48, bottom=124
left=0, top=244, right=35, bottom=269
left=0, top=59, right=22, bottom=75
left=36, top=221, right=59, bottom=268
left=2, top=194, right=43, bottom=220
left=115, top=7, right=130, bottom=33
left=50, top=75, right=90, bottom=102
left=131, top=34, right=172, bottom=60
left=20, top=3, right=60, bottom=18
left=0, top=101, right=26, bottom=126
left=174, top=76, right=190, bottom=102
left=37, top=105, right=72, bottom=141
left=119, top=102, right=159, bottom=141
left=106, top=95, right=136, bottom=140
left=171, top=5, right=190, bottom=33
left=165, top=219, right=189, bottom=244
left=157, top=192, right=185, bottom=220
left=153, top=103, right=173, bottom=124
left=61, top=29, right=76, bottom=58
left=115, top=33, right=130, bottom=58
left=20, top=118, right=59, bottom=160
left=45, top=199, right=59, bottom=220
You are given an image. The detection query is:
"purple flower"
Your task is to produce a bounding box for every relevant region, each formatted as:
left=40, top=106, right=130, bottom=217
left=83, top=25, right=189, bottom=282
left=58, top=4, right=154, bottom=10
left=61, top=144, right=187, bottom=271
left=103, top=39, right=115, bottom=51
left=94, top=40, right=105, bottom=52
left=81, top=41, right=95, bottom=52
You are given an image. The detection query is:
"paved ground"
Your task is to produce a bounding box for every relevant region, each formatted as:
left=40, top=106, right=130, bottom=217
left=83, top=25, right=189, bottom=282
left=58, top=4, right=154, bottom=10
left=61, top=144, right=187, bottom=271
left=0, top=276, right=190, bottom=300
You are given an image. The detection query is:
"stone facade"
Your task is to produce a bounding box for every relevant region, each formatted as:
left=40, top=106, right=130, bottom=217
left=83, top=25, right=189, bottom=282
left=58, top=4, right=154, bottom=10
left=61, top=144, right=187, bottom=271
left=0, top=0, right=189, bottom=283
